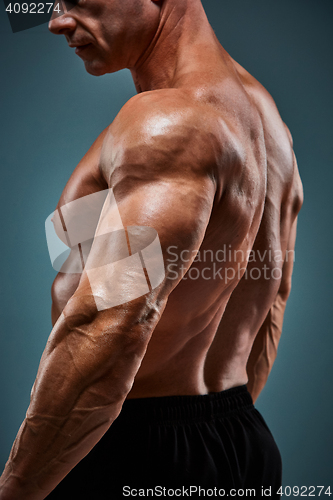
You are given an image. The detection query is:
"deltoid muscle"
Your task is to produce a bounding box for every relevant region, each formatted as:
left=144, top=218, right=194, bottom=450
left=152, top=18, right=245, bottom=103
left=45, top=189, right=165, bottom=311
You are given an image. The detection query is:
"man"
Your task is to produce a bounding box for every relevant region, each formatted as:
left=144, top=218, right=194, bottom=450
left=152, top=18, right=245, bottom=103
left=0, top=0, right=303, bottom=498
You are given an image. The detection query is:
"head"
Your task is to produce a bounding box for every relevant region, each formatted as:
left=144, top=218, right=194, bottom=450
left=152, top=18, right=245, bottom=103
left=48, top=0, right=162, bottom=76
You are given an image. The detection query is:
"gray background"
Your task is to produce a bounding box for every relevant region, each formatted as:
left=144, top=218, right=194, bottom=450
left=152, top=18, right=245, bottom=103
left=1, top=0, right=332, bottom=491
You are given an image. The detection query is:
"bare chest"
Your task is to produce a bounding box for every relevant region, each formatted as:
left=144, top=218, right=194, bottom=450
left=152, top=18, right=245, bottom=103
left=51, top=130, right=109, bottom=321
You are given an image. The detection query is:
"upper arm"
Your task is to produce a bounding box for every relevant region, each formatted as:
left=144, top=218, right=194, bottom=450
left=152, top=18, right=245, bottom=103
left=277, top=216, right=298, bottom=301
left=64, top=101, right=217, bottom=330
left=278, top=152, right=303, bottom=300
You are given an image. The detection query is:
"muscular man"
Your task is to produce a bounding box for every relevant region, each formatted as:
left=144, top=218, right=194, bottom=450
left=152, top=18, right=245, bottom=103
left=0, top=0, right=303, bottom=498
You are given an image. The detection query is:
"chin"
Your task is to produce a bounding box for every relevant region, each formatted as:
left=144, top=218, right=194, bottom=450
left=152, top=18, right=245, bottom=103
left=83, top=58, right=122, bottom=77
left=83, top=60, right=108, bottom=76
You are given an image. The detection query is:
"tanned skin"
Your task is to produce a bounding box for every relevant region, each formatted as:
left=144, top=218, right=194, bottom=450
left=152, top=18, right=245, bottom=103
left=0, top=0, right=303, bottom=498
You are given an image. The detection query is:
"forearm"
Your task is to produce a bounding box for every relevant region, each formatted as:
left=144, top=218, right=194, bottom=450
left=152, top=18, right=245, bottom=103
left=0, top=308, right=149, bottom=500
left=0, top=400, right=121, bottom=500
left=247, top=218, right=298, bottom=402
left=247, top=294, right=287, bottom=402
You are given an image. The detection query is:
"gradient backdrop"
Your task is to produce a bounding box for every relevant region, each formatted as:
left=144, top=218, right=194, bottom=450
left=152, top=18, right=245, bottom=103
left=1, top=0, right=332, bottom=491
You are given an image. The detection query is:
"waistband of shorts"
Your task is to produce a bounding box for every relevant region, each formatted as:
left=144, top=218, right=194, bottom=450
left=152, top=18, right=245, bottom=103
left=120, top=385, right=254, bottom=425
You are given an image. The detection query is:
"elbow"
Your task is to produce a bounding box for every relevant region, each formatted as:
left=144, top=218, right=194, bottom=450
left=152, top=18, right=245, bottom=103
left=60, top=294, right=160, bottom=382
left=278, top=278, right=292, bottom=303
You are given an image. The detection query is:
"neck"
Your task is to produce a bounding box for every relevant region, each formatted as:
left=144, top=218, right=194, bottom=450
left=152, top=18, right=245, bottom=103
left=130, top=0, right=221, bottom=93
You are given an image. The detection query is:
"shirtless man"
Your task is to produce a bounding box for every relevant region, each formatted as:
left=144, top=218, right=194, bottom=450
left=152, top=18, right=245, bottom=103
left=0, top=0, right=303, bottom=498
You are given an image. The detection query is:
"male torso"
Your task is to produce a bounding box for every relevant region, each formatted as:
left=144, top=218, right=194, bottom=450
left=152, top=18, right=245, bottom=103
left=0, top=2, right=304, bottom=497
left=51, top=46, right=302, bottom=400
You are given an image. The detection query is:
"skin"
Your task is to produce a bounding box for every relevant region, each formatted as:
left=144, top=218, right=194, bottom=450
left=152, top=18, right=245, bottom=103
left=0, top=0, right=303, bottom=498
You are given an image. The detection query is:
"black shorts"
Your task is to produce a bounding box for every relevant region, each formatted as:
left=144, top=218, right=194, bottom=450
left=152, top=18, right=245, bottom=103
left=46, top=385, right=282, bottom=499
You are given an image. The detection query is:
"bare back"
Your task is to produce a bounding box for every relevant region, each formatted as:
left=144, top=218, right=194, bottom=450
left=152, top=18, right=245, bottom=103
left=0, top=3, right=304, bottom=496
left=51, top=49, right=302, bottom=399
